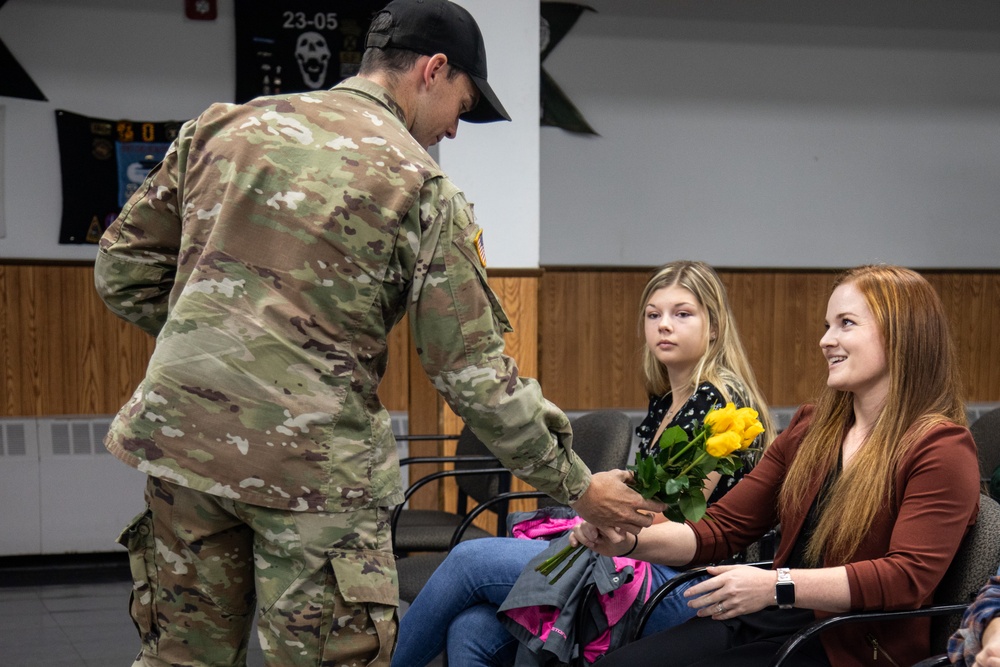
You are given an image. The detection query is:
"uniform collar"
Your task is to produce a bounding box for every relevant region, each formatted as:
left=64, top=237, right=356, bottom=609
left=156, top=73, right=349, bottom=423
left=334, top=76, right=408, bottom=126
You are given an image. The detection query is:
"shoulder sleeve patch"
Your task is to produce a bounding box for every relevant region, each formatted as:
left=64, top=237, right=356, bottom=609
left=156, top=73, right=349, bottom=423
left=473, top=228, right=487, bottom=268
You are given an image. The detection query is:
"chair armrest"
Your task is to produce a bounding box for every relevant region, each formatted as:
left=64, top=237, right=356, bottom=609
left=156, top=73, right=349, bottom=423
left=393, top=434, right=462, bottom=442
left=390, top=466, right=512, bottom=547
left=630, top=560, right=774, bottom=642
left=768, top=604, right=968, bottom=667
left=449, top=490, right=550, bottom=549
left=397, top=454, right=499, bottom=468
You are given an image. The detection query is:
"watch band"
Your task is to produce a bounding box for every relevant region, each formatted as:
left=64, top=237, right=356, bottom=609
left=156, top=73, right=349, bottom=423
left=775, top=567, right=795, bottom=609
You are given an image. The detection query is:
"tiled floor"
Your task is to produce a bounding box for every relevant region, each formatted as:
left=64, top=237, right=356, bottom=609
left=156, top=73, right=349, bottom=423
left=0, top=565, right=440, bottom=667
left=0, top=579, right=150, bottom=667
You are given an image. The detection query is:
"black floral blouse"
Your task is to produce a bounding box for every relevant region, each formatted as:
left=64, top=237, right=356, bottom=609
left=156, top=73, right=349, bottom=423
left=635, top=381, right=756, bottom=505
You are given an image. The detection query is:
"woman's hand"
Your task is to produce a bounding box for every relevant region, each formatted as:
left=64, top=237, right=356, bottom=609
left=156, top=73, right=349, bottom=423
left=684, top=564, right=777, bottom=619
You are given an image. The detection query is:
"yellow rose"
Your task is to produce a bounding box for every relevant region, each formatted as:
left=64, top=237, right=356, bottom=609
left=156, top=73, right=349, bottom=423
left=706, top=430, right=742, bottom=458
left=704, top=403, right=737, bottom=435
left=733, top=407, right=761, bottom=444
left=740, top=421, right=765, bottom=448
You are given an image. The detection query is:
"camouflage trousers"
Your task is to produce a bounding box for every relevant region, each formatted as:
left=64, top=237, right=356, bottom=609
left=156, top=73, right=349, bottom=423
left=117, top=476, right=398, bottom=667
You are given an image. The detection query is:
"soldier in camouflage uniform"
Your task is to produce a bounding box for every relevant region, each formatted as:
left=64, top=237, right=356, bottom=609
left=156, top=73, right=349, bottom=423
left=95, top=1, right=662, bottom=665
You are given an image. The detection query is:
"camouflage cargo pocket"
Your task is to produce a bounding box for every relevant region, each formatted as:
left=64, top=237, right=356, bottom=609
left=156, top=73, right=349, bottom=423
left=116, top=509, right=159, bottom=651
left=326, top=547, right=398, bottom=607
left=325, top=548, right=398, bottom=665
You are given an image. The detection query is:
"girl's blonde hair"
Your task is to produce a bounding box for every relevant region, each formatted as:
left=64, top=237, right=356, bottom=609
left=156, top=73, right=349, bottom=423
left=779, top=265, right=965, bottom=566
left=638, top=260, right=775, bottom=449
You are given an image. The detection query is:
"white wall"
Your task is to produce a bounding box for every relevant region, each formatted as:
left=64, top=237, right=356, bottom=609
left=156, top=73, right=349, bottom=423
left=3, top=0, right=999, bottom=268
left=440, top=0, right=540, bottom=268
left=0, top=0, right=540, bottom=266
left=539, top=4, right=1000, bottom=268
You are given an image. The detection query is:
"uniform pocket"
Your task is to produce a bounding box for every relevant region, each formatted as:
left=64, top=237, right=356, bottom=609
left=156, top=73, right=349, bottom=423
left=116, top=509, right=159, bottom=651
left=325, top=548, right=399, bottom=666
left=327, top=548, right=398, bottom=607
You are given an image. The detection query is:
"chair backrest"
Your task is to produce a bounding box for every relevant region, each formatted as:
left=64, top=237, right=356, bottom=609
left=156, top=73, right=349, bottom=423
left=537, top=410, right=634, bottom=508
left=453, top=425, right=508, bottom=504
left=571, top=410, right=636, bottom=472
left=971, top=407, right=1000, bottom=483
left=930, top=493, right=1000, bottom=648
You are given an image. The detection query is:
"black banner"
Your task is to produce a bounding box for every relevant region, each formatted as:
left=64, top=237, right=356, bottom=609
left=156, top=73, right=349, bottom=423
left=234, top=1, right=386, bottom=103
left=56, top=110, right=183, bottom=244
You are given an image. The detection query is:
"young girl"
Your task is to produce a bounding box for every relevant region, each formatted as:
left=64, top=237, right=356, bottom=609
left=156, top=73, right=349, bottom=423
left=391, top=260, right=774, bottom=666
left=577, top=265, right=980, bottom=667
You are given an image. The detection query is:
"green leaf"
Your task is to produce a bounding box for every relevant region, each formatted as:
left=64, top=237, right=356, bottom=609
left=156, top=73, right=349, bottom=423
left=657, top=426, right=689, bottom=452
left=662, top=478, right=682, bottom=495
left=679, top=490, right=707, bottom=523
left=663, top=504, right=686, bottom=523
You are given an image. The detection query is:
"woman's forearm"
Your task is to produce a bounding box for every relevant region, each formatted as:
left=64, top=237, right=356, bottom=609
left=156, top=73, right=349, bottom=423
left=783, top=566, right=851, bottom=613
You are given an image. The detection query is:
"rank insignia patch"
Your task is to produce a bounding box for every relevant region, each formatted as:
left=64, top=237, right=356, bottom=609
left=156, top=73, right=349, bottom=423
left=473, top=228, right=487, bottom=268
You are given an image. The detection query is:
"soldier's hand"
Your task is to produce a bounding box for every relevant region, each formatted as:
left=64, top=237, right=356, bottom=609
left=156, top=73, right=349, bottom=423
left=570, top=470, right=665, bottom=539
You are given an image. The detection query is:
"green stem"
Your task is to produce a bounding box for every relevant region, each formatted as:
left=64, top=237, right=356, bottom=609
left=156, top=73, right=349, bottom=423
left=676, top=451, right=709, bottom=478
left=534, top=543, right=578, bottom=575
left=666, top=431, right=707, bottom=466
left=549, top=545, right=586, bottom=584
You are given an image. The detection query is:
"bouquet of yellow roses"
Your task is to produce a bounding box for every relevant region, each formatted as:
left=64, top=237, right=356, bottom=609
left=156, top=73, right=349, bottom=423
left=535, top=402, right=764, bottom=583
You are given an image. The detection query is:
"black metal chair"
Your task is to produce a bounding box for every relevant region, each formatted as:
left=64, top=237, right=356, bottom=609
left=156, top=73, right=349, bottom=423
left=625, top=495, right=1000, bottom=666
left=391, top=427, right=509, bottom=556
left=629, top=533, right=778, bottom=642
left=769, top=494, right=1000, bottom=666
left=972, top=407, right=1000, bottom=488
left=395, top=409, right=636, bottom=605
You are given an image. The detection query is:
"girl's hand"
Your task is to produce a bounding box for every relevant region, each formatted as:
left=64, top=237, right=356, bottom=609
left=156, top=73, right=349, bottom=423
left=570, top=521, right=634, bottom=557
left=684, top=565, right=778, bottom=619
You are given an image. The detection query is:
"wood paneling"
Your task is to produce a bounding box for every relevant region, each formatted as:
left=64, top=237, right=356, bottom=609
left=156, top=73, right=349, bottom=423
left=539, top=268, right=1000, bottom=410
left=4, top=262, right=997, bottom=528
left=539, top=271, right=648, bottom=408
left=0, top=263, right=410, bottom=417
left=0, top=264, right=154, bottom=416
left=380, top=322, right=409, bottom=412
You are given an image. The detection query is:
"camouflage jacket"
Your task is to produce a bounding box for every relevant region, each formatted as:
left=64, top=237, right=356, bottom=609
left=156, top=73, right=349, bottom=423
left=95, top=77, right=592, bottom=512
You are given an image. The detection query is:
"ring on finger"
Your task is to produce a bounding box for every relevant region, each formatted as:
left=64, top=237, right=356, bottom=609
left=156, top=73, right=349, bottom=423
left=717, top=602, right=725, bottom=613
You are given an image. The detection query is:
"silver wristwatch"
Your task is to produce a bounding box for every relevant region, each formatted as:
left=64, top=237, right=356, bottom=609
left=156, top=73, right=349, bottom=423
left=775, top=567, right=795, bottom=609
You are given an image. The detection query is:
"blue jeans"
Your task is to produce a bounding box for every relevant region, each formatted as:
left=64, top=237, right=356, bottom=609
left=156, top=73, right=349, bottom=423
left=391, top=537, right=700, bottom=667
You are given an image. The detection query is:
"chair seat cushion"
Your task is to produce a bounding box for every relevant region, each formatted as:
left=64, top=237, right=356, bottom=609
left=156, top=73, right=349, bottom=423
left=397, top=552, right=449, bottom=603
left=394, top=510, right=494, bottom=552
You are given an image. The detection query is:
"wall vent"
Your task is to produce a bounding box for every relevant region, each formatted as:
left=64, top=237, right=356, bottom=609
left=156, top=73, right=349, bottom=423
left=39, top=417, right=114, bottom=457
left=0, top=420, right=33, bottom=457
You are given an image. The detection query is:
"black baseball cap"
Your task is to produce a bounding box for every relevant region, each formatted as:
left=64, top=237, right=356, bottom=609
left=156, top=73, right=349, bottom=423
left=365, top=0, right=511, bottom=123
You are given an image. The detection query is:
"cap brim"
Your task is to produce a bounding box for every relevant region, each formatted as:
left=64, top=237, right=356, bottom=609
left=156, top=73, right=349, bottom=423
left=461, top=75, right=511, bottom=123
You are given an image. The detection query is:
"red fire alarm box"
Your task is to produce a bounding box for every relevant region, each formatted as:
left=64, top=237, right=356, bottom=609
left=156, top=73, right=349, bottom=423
left=185, top=0, right=218, bottom=21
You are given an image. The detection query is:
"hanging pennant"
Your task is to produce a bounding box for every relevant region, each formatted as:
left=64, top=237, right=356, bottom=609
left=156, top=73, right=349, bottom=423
left=0, top=0, right=47, bottom=101
left=540, top=2, right=597, bottom=135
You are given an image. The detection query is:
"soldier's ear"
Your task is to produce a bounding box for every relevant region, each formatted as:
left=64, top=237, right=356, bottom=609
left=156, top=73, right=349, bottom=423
left=421, top=54, right=449, bottom=88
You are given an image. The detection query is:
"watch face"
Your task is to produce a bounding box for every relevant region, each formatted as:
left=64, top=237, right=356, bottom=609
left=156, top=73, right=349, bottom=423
left=776, top=582, right=795, bottom=607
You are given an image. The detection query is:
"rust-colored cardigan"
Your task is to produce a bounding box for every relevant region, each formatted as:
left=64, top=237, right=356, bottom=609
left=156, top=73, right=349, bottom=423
left=687, top=405, right=980, bottom=666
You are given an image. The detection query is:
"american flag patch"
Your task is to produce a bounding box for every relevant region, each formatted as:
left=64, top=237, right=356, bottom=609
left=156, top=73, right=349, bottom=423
left=473, top=228, right=487, bottom=267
